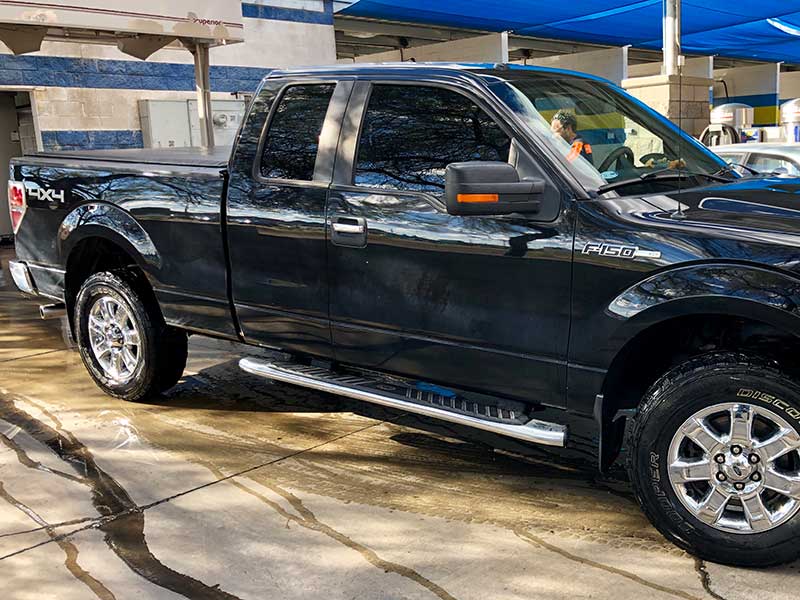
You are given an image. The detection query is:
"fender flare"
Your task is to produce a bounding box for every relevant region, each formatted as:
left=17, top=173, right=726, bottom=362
left=58, top=202, right=161, bottom=275
left=606, top=262, right=800, bottom=347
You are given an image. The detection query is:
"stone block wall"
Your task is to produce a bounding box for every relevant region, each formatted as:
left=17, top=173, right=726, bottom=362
left=622, top=74, right=713, bottom=137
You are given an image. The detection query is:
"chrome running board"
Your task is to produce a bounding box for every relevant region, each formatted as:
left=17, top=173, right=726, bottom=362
left=239, top=358, right=567, bottom=447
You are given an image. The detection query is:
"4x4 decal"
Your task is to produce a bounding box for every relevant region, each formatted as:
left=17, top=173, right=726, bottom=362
left=28, top=186, right=65, bottom=204
left=581, top=242, right=661, bottom=260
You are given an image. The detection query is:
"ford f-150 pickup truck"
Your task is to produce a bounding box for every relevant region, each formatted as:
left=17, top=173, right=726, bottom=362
left=8, top=64, right=800, bottom=567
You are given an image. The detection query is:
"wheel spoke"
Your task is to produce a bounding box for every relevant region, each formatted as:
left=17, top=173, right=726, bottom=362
left=123, top=329, right=140, bottom=346
left=756, top=428, right=800, bottom=462
left=763, top=469, right=800, bottom=500
left=695, top=487, right=731, bottom=526
left=121, top=347, right=137, bottom=372
left=112, top=351, right=124, bottom=376
left=681, top=417, right=723, bottom=454
left=114, top=308, right=129, bottom=329
left=742, top=492, right=773, bottom=531
left=99, top=297, right=114, bottom=321
left=729, top=404, right=754, bottom=445
left=88, top=315, right=105, bottom=333
left=669, top=458, right=711, bottom=484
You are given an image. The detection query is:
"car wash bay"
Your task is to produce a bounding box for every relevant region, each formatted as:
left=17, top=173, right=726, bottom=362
left=2, top=248, right=799, bottom=600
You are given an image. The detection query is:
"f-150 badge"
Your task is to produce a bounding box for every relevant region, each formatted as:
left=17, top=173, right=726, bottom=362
left=581, top=243, right=661, bottom=260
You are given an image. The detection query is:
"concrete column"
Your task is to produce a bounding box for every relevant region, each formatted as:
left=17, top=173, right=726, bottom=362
left=191, top=43, right=214, bottom=149
left=622, top=74, right=712, bottom=137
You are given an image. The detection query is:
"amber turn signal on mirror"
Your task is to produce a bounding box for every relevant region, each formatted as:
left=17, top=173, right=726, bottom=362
left=456, top=193, right=499, bottom=204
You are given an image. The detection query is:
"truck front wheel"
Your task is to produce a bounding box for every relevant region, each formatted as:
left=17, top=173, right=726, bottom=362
left=74, top=270, right=187, bottom=402
left=628, top=353, right=800, bottom=567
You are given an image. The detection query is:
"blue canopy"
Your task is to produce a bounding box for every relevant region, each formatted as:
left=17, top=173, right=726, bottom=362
left=338, top=1, right=800, bottom=64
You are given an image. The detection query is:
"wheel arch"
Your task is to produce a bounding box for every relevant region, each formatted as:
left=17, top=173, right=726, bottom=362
left=596, top=263, right=800, bottom=470
left=59, top=203, right=161, bottom=275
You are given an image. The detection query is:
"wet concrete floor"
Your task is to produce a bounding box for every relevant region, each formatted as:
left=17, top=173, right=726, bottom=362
left=0, top=246, right=798, bottom=599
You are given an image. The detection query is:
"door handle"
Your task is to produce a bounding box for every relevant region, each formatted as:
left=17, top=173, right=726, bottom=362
left=330, top=215, right=367, bottom=248
left=332, top=222, right=365, bottom=234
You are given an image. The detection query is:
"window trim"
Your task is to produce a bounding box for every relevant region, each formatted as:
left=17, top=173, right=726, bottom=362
left=717, top=151, right=748, bottom=165
left=253, top=79, right=352, bottom=187
left=747, top=152, right=800, bottom=174
left=334, top=80, right=520, bottom=195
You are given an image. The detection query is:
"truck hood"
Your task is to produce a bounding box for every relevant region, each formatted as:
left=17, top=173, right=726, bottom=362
left=641, top=176, right=800, bottom=238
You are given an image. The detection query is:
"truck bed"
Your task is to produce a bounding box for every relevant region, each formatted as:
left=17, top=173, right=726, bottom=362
left=30, top=146, right=231, bottom=169
left=11, top=143, right=234, bottom=338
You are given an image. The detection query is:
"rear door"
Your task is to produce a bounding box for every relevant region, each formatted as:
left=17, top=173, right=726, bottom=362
left=326, top=80, right=574, bottom=408
left=227, top=78, right=351, bottom=357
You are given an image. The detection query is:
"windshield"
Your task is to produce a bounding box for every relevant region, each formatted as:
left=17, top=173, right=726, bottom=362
left=483, top=71, right=728, bottom=193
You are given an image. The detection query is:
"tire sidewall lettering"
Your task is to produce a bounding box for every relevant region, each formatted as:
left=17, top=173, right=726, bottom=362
left=647, top=451, right=693, bottom=533
left=737, top=388, right=800, bottom=423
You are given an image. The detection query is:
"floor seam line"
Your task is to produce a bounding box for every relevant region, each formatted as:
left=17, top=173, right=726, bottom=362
left=0, top=414, right=402, bottom=561
left=0, top=348, right=69, bottom=364
left=514, top=528, right=703, bottom=600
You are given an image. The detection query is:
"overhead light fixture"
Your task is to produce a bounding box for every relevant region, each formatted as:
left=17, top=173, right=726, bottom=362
left=347, top=31, right=379, bottom=39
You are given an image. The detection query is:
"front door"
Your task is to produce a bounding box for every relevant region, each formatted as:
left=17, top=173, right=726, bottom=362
left=327, top=81, right=574, bottom=408
left=227, top=79, right=350, bottom=358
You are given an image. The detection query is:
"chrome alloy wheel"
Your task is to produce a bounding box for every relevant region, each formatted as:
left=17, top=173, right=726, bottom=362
left=88, top=296, right=140, bottom=383
left=668, top=402, right=800, bottom=533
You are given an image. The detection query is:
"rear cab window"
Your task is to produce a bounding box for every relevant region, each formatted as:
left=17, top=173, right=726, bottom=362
left=260, top=83, right=336, bottom=181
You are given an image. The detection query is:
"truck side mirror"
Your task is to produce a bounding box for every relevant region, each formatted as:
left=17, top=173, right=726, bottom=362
left=444, top=161, right=545, bottom=216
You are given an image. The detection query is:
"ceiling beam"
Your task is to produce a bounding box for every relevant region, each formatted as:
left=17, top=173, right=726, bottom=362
left=334, top=16, right=474, bottom=42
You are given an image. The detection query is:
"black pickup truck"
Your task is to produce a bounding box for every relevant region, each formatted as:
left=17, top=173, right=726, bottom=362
left=8, top=63, right=800, bottom=566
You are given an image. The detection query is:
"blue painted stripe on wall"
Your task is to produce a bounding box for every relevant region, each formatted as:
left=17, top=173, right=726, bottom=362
left=0, top=55, right=268, bottom=92
left=713, top=93, right=778, bottom=108
left=241, top=1, right=333, bottom=24
left=42, top=130, right=144, bottom=151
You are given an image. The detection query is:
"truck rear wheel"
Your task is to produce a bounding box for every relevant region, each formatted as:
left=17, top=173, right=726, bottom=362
left=628, top=353, right=800, bottom=567
left=74, top=270, right=187, bottom=402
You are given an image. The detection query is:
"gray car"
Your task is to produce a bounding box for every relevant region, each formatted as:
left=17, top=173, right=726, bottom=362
left=713, top=142, right=800, bottom=175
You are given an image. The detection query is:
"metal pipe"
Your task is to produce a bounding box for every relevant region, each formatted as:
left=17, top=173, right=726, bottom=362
left=191, top=42, right=214, bottom=149
left=663, top=0, right=681, bottom=76
left=39, top=303, right=66, bottom=320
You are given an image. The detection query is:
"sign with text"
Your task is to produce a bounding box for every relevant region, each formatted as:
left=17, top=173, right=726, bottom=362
left=0, top=0, right=244, bottom=44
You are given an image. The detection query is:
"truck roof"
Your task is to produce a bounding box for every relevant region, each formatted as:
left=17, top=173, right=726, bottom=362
left=266, top=62, right=616, bottom=86
left=25, top=64, right=611, bottom=170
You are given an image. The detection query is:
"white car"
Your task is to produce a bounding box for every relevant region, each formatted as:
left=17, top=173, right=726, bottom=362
left=713, top=142, right=800, bottom=176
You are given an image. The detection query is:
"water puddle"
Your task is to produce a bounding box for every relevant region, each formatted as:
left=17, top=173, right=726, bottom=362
left=0, top=391, right=242, bottom=600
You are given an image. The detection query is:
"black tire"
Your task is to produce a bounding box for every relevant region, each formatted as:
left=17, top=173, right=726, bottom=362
left=74, top=269, right=187, bottom=402
left=628, top=352, right=800, bottom=567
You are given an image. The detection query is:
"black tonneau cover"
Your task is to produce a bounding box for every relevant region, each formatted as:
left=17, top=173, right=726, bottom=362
left=31, top=146, right=231, bottom=168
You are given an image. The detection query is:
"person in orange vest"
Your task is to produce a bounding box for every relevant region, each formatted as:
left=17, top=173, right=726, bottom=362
left=550, top=110, right=593, bottom=165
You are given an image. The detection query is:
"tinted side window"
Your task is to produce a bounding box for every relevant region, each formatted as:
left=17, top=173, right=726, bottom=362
left=260, top=84, right=335, bottom=180
left=354, top=85, right=511, bottom=194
